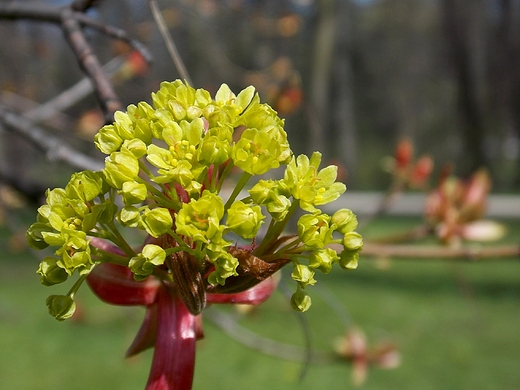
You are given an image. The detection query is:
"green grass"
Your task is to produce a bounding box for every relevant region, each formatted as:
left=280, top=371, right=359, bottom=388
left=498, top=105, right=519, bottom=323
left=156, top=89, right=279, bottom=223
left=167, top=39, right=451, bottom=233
left=1, top=217, right=520, bottom=389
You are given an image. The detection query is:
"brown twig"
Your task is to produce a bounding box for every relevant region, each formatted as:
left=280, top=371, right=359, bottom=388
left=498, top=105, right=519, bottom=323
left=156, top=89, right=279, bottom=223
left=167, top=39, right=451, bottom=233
left=0, top=2, right=151, bottom=123
left=359, top=243, right=520, bottom=260
left=74, top=13, right=153, bottom=63
left=70, top=0, right=98, bottom=12
left=60, top=8, right=121, bottom=122
left=367, top=224, right=434, bottom=245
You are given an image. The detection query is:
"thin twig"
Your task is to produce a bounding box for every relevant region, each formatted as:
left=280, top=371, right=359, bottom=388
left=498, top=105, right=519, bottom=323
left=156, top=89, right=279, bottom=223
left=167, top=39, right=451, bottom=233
left=0, top=3, right=152, bottom=64
left=367, top=224, right=434, bottom=245
left=358, top=243, right=520, bottom=260
left=279, top=279, right=313, bottom=382
left=149, top=0, right=192, bottom=84
left=204, top=306, right=336, bottom=365
left=74, top=13, right=153, bottom=63
left=0, top=2, right=154, bottom=123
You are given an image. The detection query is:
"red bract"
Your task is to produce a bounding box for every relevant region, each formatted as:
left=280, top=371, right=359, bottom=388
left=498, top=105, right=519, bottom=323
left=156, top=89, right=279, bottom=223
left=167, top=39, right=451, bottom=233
left=410, top=155, right=434, bottom=187
left=392, top=138, right=433, bottom=189
left=394, top=138, right=413, bottom=171
left=86, top=251, right=280, bottom=390
left=424, top=168, right=495, bottom=245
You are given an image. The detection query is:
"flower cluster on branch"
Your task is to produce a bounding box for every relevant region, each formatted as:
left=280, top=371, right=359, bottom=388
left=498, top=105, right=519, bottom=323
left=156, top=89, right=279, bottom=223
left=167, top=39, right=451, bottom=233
left=27, top=80, right=362, bottom=320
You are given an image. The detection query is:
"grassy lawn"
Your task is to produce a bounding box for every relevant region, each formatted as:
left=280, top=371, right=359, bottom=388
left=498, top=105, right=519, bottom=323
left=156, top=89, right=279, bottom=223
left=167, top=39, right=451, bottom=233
left=1, top=216, right=520, bottom=389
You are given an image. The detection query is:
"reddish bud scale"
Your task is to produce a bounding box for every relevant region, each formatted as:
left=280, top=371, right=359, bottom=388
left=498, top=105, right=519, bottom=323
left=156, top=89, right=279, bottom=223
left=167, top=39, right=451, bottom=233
left=394, top=138, right=413, bottom=170
left=410, top=155, right=433, bottom=186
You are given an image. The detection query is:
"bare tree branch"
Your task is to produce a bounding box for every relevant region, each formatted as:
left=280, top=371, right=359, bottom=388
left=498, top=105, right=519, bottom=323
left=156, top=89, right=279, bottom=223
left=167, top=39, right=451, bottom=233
left=0, top=2, right=152, bottom=123
left=0, top=3, right=62, bottom=23
left=0, top=91, right=75, bottom=132
left=60, top=8, right=122, bottom=122
left=0, top=105, right=103, bottom=172
left=74, top=13, right=153, bottom=63
left=359, top=243, right=520, bottom=260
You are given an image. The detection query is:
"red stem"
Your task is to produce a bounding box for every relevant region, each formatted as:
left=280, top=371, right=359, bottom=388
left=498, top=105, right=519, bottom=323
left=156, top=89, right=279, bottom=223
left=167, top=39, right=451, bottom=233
left=145, top=285, right=197, bottom=390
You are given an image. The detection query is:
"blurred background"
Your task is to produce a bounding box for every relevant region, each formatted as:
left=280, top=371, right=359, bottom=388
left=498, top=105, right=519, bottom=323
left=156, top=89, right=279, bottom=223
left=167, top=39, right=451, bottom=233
left=0, top=0, right=520, bottom=389
left=2, top=0, right=520, bottom=192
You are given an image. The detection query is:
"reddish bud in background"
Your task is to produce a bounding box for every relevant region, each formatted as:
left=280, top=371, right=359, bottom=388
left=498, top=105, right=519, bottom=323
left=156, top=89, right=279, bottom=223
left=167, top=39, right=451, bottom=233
left=274, top=86, right=303, bottom=116
left=334, top=328, right=401, bottom=386
left=460, top=168, right=491, bottom=222
left=394, top=138, right=413, bottom=171
left=424, top=168, right=502, bottom=245
left=410, top=155, right=434, bottom=187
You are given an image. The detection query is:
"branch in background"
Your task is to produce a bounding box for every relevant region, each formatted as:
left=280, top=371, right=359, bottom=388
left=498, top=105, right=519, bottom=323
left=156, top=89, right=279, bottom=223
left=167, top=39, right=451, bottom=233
left=149, top=0, right=192, bottom=84
left=0, top=91, right=75, bottom=132
left=204, top=306, right=336, bottom=365
left=60, top=8, right=121, bottom=123
left=74, top=13, right=153, bottom=63
left=0, top=164, right=48, bottom=204
left=0, top=104, right=103, bottom=172
left=23, top=56, right=127, bottom=125
left=0, top=2, right=151, bottom=123
left=367, top=224, right=434, bottom=245
left=70, top=0, right=98, bottom=12
left=360, top=243, right=520, bottom=260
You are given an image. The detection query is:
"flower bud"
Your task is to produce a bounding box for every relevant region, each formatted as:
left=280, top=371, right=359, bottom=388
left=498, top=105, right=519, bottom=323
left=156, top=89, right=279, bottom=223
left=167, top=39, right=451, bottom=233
left=122, top=138, right=147, bottom=158
left=120, top=181, right=148, bottom=205
left=94, top=124, right=123, bottom=154
left=26, top=222, right=51, bottom=250
left=207, top=251, right=239, bottom=286
left=140, top=207, right=173, bottom=238
left=46, top=295, right=76, bottom=321
left=104, top=150, right=139, bottom=188
left=119, top=206, right=140, bottom=227
left=339, top=249, right=360, bottom=270
left=290, top=287, right=311, bottom=312
left=226, top=201, right=265, bottom=239
left=308, top=248, right=339, bottom=274
left=297, top=213, right=333, bottom=249
left=291, top=264, right=316, bottom=288
left=65, top=171, right=104, bottom=202
left=249, top=179, right=278, bottom=204
left=343, top=232, right=363, bottom=251
left=37, top=257, right=68, bottom=286
left=331, top=208, right=358, bottom=234
left=129, top=244, right=166, bottom=280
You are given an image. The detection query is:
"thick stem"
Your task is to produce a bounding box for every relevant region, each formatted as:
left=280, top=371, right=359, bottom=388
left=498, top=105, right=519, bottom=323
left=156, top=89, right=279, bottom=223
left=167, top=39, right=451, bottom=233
left=145, top=285, right=197, bottom=390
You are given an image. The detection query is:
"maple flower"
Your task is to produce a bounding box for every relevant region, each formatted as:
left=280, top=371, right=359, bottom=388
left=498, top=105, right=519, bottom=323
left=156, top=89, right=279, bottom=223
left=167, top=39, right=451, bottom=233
left=26, top=80, right=363, bottom=389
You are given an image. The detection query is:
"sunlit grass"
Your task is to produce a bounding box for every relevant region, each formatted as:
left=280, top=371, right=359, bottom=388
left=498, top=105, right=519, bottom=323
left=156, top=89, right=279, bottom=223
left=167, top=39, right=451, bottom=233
left=1, top=217, right=520, bottom=389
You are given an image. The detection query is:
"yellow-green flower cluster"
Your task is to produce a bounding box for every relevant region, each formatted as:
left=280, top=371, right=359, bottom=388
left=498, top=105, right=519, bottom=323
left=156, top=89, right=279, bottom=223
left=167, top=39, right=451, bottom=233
left=27, top=80, right=362, bottom=319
